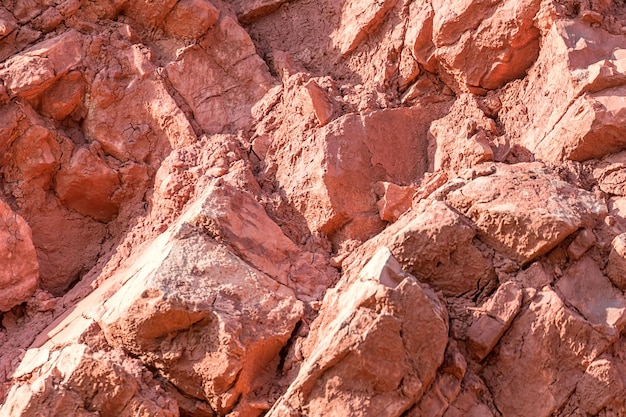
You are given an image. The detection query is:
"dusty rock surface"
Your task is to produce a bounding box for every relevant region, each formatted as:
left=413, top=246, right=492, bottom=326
left=3, top=0, right=626, bottom=416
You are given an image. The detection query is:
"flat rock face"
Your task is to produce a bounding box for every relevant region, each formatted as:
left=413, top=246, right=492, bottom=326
left=446, top=163, right=606, bottom=263
left=4, top=1, right=626, bottom=416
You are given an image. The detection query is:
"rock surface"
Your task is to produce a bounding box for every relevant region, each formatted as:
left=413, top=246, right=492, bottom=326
left=3, top=1, right=626, bottom=416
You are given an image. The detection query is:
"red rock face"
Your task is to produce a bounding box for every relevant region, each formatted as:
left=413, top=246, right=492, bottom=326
left=3, top=1, right=626, bottom=416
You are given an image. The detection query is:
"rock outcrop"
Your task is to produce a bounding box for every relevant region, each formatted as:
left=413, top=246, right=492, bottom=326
left=3, top=0, right=626, bottom=416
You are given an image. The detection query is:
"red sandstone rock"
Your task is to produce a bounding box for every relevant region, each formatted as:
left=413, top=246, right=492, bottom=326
left=4, top=1, right=626, bottom=416
left=483, top=287, right=617, bottom=417
left=445, top=162, right=606, bottom=263
left=332, top=0, right=399, bottom=56
left=436, top=0, right=541, bottom=92
left=467, top=281, right=523, bottom=360
left=162, top=0, right=219, bottom=39
left=165, top=16, right=274, bottom=135
left=375, top=181, right=414, bottom=223
left=0, top=199, right=38, bottom=312
left=346, top=199, right=494, bottom=297
left=274, top=104, right=450, bottom=241
left=428, top=94, right=496, bottom=174
left=98, top=224, right=303, bottom=416
left=607, top=233, right=626, bottom=290
left=1, top=344, right=179, bottom=416
left=268, top=247, right=448, bottom=417
left=55, top=147, right=121, bottom=223
left=0, top=30, right=83, bottom=99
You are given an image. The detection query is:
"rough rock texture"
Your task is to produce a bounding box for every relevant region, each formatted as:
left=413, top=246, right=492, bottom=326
left=0, top=199, right=38, bottom=312
left=3, top=1, right=626, bottom=416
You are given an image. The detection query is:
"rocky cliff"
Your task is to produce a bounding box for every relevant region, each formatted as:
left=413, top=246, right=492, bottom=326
left=1, top=0, right=626, bottom=416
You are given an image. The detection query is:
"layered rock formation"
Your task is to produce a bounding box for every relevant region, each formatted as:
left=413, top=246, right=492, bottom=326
left=2, top=0, right=626, bottom=416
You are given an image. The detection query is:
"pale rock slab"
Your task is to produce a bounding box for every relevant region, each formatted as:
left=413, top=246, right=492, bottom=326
left=0, top=344, right=178, bottom=417
left=445, top=163, right=606, bottom=263
left=375, top=181, right=414, bottom=223
left=557, top=256, right=626, bottom=330
left=268, top=247, right=449, bottom=417
left=0, top=198, right=38, bottom=312
left=183, top=183, right=337, bottom=301
left=99, top=230, right=303, bottom=416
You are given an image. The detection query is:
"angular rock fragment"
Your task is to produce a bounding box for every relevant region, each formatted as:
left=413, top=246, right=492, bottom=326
left=446, top=163, right=606, bottom=263
left=407, top=340, right=467, bottom=417
left=38, top=71, right=85, bottom=121
left=0, top=198, right=38, bottom=312
left=185, top=183, right=336, bottom=300
left=557, top=256, right=626, bottom=329
left=232, top=0, right=293, bottom=22
left=0, top=30, right=83, bottom=99
left=566, top=228, right=596, bottom=261
left=502, top=20, right=626, bottom=162
left=268, top=247, right=449, bottom=417
left=162, top=0, right=219, bottom=39
left=432, top=0, right=541, bottom=91
left=346, top=199, right=493, bottom=296
left=375, top=181, right=414, bottom=223
left=483, top=288, right=618, bottom=417
left=275, top=105, right=449, bottom=240
left=428, top=94, right=496, bottom=174
left=332, top=0, right=399, bottom=55
left=557, top=356, right=625, bottom=416
left=99, top=229, right=303, bottom=416
left=54, top=147, right=121, bottom=223
left=1, top=344, right=178, bottom=417
left=165, top=16, right=274, bottom=135
left=467, top=281, right=523, bottom=360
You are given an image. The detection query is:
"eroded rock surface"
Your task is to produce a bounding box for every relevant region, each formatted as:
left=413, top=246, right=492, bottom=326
left=3, top=0, right=626, bottom=416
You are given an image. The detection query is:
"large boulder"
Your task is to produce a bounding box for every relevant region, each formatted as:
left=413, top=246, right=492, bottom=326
left=345, top=199, right=494, bottom=297
left=268, top=247, right=449, bottom=417
left=445, top=163, right=606, bottom=263
left=274, top=105, right=450, bottom=241
left=165, top=16, right=275, bottom=135
left=432, top=0, right=541, bottom=92
left=501, top=20, right=626, bottom=162
left=99, top=228, right=303, bottom=416
left=483, top=283, right=621, bottom=417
